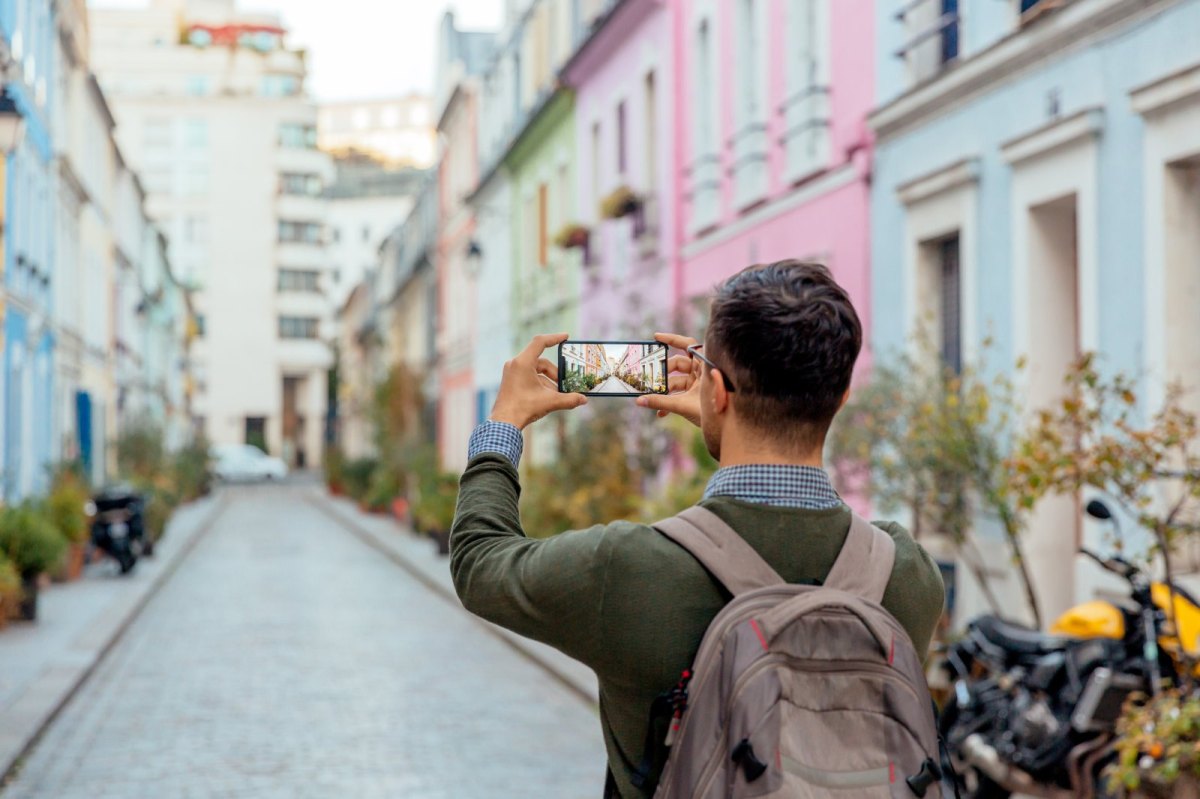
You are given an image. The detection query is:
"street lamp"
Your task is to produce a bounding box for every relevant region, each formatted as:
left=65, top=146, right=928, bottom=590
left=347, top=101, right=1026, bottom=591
left=464, top=239, right=483, bottom=277
left=0, top=93, right=25, bottom=155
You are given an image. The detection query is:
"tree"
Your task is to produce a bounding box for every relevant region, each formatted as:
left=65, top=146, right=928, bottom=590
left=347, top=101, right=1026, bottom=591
left=1011, top=354, right=1200, bottom=654
left=828, top=336, right=1042, bottom=625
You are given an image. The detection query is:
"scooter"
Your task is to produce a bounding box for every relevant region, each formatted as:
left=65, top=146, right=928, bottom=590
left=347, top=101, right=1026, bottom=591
left=87, top=485, right=148, bottom=574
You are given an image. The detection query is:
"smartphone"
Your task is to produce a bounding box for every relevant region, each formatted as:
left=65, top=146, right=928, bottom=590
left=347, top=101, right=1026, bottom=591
left=558, top=340, right=669, bottom=396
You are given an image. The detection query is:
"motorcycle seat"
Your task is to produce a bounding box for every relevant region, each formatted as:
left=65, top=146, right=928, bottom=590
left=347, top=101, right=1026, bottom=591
left=972, top=615, right=1071, bottom=656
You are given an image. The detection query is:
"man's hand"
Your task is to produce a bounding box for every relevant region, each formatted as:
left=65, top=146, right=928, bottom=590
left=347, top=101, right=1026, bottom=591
left=489, top=333, right=588, bottom=430
left=636, top=332, right=702, bottom=427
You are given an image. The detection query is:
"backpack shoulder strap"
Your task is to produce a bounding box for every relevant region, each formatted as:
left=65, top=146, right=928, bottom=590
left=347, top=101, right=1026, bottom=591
left=823, top=512, right=897, bottom=604
left=653, top=506, right=785, bottom=597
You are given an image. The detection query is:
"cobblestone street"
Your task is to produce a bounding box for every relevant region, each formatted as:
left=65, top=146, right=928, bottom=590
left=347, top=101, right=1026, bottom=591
left=2, top=485, right=605, bottom=799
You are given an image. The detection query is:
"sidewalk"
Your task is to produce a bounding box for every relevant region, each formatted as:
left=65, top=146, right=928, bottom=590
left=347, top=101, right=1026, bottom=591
left=309, top=489, right=601, bottom=705
left=0, top=494, right=227, bottom=780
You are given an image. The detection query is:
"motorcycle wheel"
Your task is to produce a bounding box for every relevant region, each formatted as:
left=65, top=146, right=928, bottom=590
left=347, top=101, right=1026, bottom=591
left=117, top=544, right=137, bottom=574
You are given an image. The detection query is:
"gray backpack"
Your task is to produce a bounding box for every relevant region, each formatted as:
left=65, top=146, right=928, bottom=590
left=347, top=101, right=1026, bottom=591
left=646, top=506, right=943, bottom=799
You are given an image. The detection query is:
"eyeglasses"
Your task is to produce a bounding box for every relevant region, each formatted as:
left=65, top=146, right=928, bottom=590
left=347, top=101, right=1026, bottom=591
left=687, top=344, right=736, bottom=392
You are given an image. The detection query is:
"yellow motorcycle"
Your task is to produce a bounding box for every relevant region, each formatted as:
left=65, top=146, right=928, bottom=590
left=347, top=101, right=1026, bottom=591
left=1050, top=499, right=1200, bottom=679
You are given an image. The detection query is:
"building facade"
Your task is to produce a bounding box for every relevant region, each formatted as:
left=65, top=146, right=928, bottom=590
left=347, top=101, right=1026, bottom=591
left=90, top=0, right=334, bottom=467
left=2, top=0, right=57, bottom=498
left=869, top=0, right=1200, bottom=624
left=435, top=13, right=493, bottom=472
left=563, top=0, right=677, bottom=339
left=675, top=0, right=874, bottom=345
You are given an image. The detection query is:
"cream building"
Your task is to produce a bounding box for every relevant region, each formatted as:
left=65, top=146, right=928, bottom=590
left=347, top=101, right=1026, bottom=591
left=89, top=0, right=334, bottom=468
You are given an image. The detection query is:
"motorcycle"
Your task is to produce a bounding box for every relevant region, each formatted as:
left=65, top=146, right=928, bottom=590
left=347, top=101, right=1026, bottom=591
left=88, top=485, right=148, bottom=574
left=939, top=498, right=1200, bottom=798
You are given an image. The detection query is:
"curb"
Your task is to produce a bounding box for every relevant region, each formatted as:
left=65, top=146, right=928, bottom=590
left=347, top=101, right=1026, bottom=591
left=0, top=495, right=229, bottom=784
left=308, top=492, right=600, bottom=709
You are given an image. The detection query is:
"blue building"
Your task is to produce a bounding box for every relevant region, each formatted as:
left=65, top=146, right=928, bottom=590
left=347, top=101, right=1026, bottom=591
left=0, top=0, right=57, bottom=499
left=870, top=0, right=1200, bottom=624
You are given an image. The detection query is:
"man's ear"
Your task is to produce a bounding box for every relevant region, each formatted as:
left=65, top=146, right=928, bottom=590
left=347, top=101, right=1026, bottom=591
left=711, top=370, right=731, bottom=415
left=838, top=387, right=851, bottom=411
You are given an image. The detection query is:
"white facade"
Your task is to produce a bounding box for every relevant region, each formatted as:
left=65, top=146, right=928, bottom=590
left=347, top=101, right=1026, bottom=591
left=326, top=189, right=415, bottom=310
left=90, top=0, right=334, bottom=467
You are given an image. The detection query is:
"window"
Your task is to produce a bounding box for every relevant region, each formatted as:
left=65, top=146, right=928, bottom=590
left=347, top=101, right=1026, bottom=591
left=732, top=0, right=769, bottom=207
left=280, top=173, right=322, bottom=196
left=278, top=221, right=323, bottom=244
left=261, top=75, right=298, bottom=97
left=941, top=0, right=960, bottom=63
left=362, top=226, right=371, bottom=243
left=616, top=101, right=627, bottom=175
left=899, top=0, right=961, bottom=82
left=279, top=123, right=318, bottom=149
left=278, top=316, right=319, bottom=339
left=783, top=0, right=831, bottom=180
left=331, top=228, right=341, bottom=243
left=183, top=119, right=207, bottom=148
left=186, top=75, right=212, bottom=96
left=696, top=21, right=714, bottom=157
left=195, top=314, right=207, bottom=337
left=277, top=269, right=321, bottom=292
left=245, top=417, right=267, bottom=451
left=537, top=183, right=548, bottom=267
left=938, top=236, right=962, bottom=373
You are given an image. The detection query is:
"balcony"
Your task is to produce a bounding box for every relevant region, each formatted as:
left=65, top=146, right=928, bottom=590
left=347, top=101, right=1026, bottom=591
left=688, top=154, right=721, bottom=234
left=894, top=0, right=961, bottom=84
left=780, top=83, right=831, bottom=183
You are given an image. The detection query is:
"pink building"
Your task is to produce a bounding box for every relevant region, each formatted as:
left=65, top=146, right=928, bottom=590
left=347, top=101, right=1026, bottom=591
left=675, top=0, right=874, bottom=369
left=562, top=0, right=679, bottom=340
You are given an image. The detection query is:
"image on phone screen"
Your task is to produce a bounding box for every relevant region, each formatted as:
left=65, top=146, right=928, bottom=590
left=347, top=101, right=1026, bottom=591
left=558, top=340, right=668, bottom=396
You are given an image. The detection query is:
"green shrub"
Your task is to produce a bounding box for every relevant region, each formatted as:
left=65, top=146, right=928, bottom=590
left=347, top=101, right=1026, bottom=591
left=0, top=554, right=20, bottom=626
left=413, top=472, right=459, bottom=534
left=44, top=470, right=90, bottom=544
left=342, top=458, right=378, bottom=501
left=171, top=434, right=212, bottom=502
left=116, top=421, right=167, bottom=483
left=364, top=464, right=403, bottom=512
left=142, top=489, right=175, bottom=543
left=0, top=505, right=68, bottom=578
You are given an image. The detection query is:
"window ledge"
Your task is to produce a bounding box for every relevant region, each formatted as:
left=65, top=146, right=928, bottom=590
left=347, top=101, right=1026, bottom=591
left=1000, top=107, right=1103, bottom=165
left=1130, top=61, right=1200, bottom=117
left=897, top=157, right=981, bottom=205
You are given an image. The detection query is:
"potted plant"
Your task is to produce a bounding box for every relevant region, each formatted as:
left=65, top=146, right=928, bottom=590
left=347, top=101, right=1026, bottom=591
left=414, top=472, right=459, bottom=556
left=0, top=554, right=21, bottom=629
left=44, top=468, right=91, bottom=581
left=600, top=185, right=642, bottom=220
left=364, top=464, right=402, bottom=515
left=1108, top=689, right=1200, bottom=798
left=323, top=447, right=347, bottom=496
left=0, top=505, right=68, bottom=621
left=553, top=223, right=590, bottom=250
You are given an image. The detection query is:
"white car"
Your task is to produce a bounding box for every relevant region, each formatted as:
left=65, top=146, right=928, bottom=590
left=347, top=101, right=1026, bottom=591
left=211, top=444, right=288, bottom=482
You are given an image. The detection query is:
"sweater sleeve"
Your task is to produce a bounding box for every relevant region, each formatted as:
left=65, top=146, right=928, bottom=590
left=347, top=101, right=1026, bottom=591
left=449, top=452, right=610, bottom=668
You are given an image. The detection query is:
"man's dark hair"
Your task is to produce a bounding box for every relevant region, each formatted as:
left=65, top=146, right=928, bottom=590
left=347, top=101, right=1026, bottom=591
left=706, top=260, right=862, bottom=450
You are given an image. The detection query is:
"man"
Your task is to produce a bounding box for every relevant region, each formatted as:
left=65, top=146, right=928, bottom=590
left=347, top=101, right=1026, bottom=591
left=450, top=261, right=945, bottom=797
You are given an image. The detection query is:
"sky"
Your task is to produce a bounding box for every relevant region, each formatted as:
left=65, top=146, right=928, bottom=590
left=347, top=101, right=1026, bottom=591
left=89, top=0, right=505, bottom=102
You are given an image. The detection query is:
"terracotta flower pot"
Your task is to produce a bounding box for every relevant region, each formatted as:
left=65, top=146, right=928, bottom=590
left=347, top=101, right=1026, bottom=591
left=65, top=543, right=86, bottom=581
left=391, top=497, right=409, bottom=523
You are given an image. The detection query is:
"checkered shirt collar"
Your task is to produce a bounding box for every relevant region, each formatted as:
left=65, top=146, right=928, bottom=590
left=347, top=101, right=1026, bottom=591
left=702, top=464, right=842, bottom=509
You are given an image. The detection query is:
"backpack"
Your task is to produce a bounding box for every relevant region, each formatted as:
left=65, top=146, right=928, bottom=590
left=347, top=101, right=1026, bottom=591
left=641, top=506, right=944, bottom=799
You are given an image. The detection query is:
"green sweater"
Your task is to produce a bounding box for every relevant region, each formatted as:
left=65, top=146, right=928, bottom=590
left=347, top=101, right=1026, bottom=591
left=450, top=453, right=946, bottom=798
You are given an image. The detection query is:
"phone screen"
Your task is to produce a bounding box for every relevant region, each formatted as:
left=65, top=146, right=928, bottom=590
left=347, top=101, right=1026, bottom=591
left=558, top=340, right=669, bottom=396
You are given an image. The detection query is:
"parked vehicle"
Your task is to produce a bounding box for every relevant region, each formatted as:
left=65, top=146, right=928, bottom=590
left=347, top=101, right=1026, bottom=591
left=211, top=444, right=287, bottom=482
left=88, top=485, right=148, bottom=574
left=938, top=499, right=1198, bottom=799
